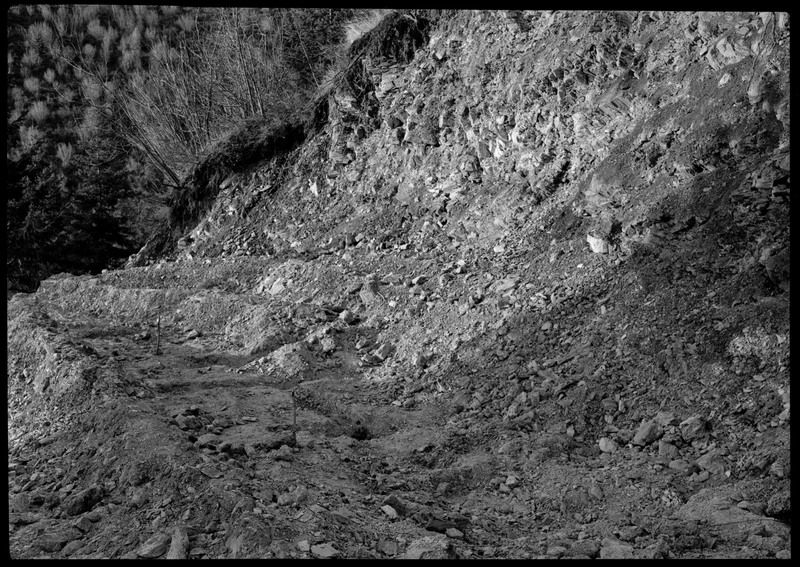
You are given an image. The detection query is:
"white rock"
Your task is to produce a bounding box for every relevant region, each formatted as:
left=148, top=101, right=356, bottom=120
left=586, top=234, right=609, bottom=254
left=268, top=278, right=285, bottom=295
left=401, top=534, right=453, bottom=559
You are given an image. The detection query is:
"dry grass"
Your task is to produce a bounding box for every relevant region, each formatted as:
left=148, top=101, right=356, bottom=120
left=57, top=142, right=74, bottom=167
left=313, top=9, right=394, bottom=102
left=23, top=76, right=40, bottom=95
left=344, top=9, right=394, bottom=47
left=19, top=125, right=43, bottom=152
left=28, top=100, right=49, bottom=124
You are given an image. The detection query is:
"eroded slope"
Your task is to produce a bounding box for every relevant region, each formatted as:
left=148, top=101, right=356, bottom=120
left=8, top=10, right=790, bottom=560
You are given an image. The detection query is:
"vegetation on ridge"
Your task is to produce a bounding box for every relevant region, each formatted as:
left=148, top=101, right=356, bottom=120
left=7, top=5, right=360, bottom=290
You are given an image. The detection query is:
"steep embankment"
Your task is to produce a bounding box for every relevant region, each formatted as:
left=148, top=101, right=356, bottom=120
left=8, top=11, right=790, bottom=559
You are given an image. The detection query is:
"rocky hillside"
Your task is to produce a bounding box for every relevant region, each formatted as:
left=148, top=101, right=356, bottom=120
left=8, top=10, right=790, bottom=559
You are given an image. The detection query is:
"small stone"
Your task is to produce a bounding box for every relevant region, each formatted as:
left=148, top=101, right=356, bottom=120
left=39, top=534, right=71, bottom=552
left=297, top=540, right=311, bottom=552
left=600, top=538, right=634, bottom=559
left=310, top=543, right=340, bottom=559
left=272, top=444, right=294, bottom=462
left=401, top=534, right=454, bottom=559
left=633, top=419, right=663, bottom=446
left=9, top=493, right=30, bottom=513
left=433, top=481, right=451, bottom=496
left=62, top=485, right=103, bottom=516
left=445, top=528, right=463, bottom=539
left=658, top=440, right=679, bottom=460
left=339, top=310, right=356, bottom=324
left=268, top=279, right=285, bottom=295
left=137, top=533, right=172, bottom=558
left=765, top=490, right=790, bottom=521
left=196, top=433, right=222, bottom=449
left=374, top=343, right=394, bottom=361
left=679, top=415, right=708, bottom=442
left=176, top=414, right=202, bottom=430
left=654, top=411, right=679, bottom=427
left=565, top=539, right=600, bottom=558
left=359, top=288, right=377, bottom=304
left=165, top=525, right=189, bottom=559
left=769, top=460, right=785, bottom=478
left=587, top=234, right=609, bottom=254
left=669, top=459, right=691, bottom=472
left=505, top=475, right=519, bottom=488
left=10, top=512, right=39, bottom=526
left=775, top=550, right=791, bottom=559
left=546, top=545, right=567, bottom=557
left=618, top=525, right=644, bottom=542
left=412, top=352, right=431, bottom=368
left=425, top=513, right=469, bottom=533
left=61, top=539, right=84, bottom=556
left=494, top=277, right=518, bottom=293
left=747, top=533, right=785, bottom=555
left=381, top=505, right=398, bottom=519
left=598, top=437, right=618, bottom=453
left=320, top=337, right=336, bottom=353
left=639, top=539, right=671, bottom=559
left=85, top=509, right=102, bottom=522
left=379, top=540, right=399, bottom=556
left=73, top=515, right=93, bottom=533
left=383, top=495, right=408, bottom=516
left=696, top=449, right=727, bottom=476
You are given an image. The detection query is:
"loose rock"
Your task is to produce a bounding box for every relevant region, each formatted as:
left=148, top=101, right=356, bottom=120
left=137, top=532, right=172, bottom=559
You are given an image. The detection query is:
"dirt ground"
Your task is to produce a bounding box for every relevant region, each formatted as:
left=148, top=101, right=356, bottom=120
left=8, top=9, right=790, bottom=560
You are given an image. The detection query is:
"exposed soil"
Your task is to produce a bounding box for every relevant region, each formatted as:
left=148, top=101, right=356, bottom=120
left=8, top=9, right=790, bottom=560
